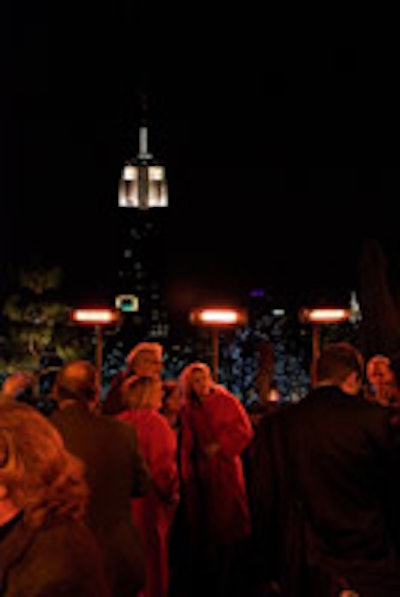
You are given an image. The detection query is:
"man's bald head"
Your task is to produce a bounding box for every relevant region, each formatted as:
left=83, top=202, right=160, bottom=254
left=53, top=360, right=99, bottom=404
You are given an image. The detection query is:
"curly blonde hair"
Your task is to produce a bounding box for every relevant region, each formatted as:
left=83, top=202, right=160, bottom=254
left=0, top=402, right=88, bottom=528
left=121, top=375, right=161, bottom=410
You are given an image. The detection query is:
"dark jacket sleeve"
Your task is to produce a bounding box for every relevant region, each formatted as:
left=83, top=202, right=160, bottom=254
left=123, top=422, right=151, bottom=497
left=102, top=370, right=129, bottom=415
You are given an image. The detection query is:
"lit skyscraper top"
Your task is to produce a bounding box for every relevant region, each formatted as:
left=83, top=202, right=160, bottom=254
left=118, top=125, right=168, bottom=210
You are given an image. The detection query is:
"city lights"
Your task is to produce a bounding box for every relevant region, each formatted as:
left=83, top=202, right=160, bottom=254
left=115, top=295, right=139, bottom=313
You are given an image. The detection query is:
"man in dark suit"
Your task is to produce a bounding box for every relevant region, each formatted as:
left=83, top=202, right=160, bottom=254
left=249, top=342, right=400, bottom=597
left=50, top=360, right=150, bottom=597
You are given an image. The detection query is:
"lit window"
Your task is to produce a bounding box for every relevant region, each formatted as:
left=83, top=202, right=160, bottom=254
left=123, top=165, right=138, bottom=181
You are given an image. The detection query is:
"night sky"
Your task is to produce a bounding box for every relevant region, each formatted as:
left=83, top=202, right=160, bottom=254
left=1, top=9, right=398, bottom=314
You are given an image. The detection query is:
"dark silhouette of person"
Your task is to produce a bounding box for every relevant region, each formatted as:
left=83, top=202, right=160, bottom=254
left=249, top=341, right=400, bottom=597
left=50, top=359, right=151, bottom=597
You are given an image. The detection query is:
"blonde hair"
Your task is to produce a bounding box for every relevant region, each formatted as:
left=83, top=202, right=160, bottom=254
left=121, top=376, right=160, bottom=410
left=125, top=342, right=163, bottom=368
left=0, top=402, right=88, bottom=528
left=179, top=361, right=213, bottom=402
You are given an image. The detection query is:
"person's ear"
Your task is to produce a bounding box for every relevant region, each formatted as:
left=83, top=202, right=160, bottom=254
left=341, top=371, right=362, bottom=396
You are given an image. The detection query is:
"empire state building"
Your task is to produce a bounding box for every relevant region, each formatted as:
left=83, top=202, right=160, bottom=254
left=116, top=123, right=170, bottom=341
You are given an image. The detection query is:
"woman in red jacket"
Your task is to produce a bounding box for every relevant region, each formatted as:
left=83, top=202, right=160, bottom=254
left=117, top=376, right=179, bottom=597
left=179, top=361, right=254, bottom=596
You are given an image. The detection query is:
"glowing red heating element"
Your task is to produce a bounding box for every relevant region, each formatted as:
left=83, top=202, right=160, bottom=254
left=71, top=308, right=120, bottom=325
left=299, top=307, right=350, bottom=325
left=190, top=307, right=248, bottom=326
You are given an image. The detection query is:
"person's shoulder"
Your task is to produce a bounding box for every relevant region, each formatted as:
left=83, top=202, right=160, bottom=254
left=102, top=411, right=135, bottom=431
left=144, top=412, right=177, bottom=452
left=95, top=410, right=140, bottom=441
left=107, top=368, right=129, bottom=387
left=49, top=403, right=84, bottom=427
left=27, top=518, right=96, bottom=568
left=213, top=384, right=240, bottom=403
left=148, top=409, right=176, bottom=433
left=29, top=520, right=110, bottom=594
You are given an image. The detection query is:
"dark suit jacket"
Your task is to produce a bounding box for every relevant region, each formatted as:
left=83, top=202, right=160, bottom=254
left=249, top=386, right=400, bottom=596
left=102, top=369, right=132, bottom=415
left=50, top=402, right=150, bottom=597
left=0, top=515, right=110, bottom=597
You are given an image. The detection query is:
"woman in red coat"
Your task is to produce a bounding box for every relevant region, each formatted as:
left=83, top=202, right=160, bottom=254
left=179, top=362, right=254, bottom=596
left=117, top=376, right=179, bottom=597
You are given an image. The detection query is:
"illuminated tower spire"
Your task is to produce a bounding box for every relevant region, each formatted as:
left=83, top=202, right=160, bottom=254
left=116, top=93, right=170, bottom=341
left=118, top=96, right=168, bottom=210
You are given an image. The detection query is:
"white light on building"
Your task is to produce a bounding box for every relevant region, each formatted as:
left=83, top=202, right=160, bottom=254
left=118, top=126, right=168, bottom=209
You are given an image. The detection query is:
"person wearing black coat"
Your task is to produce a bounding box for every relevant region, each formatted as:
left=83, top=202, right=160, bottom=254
left=249, top=342, right=400, bottom=597
left=50, top=360, right=151, bottom=597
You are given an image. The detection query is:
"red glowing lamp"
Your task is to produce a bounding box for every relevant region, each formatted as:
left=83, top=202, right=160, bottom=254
left=71, top=308, right=120, bottom=387
left=299, top=306, right=351, bottom=387
left=299, top=307, right=350, bottom=325
left=190, top=307, right=248, bottom=327
left=71, top=308, right=120, bottom=326
left=189, top=306, right=248, bottom=381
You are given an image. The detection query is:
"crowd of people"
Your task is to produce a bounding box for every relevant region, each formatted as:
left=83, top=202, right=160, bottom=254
left=2, top=340, right=400, bottom=596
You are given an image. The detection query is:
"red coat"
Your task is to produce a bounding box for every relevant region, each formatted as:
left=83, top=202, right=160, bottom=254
left=180, top=385, right=253, bottom=546
left=117, top=409, right=179, bottom=597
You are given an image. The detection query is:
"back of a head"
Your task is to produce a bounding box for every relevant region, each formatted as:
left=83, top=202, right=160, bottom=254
left=0, top=401, right=87, bottom=527
left=54, top=360, right=99, bottom=405
left=121, top=375, right=160, bottom=410
left=126, top=342, right=163, bottom=371
left=1, top=371, right=35, bottom=403
left=316, top=342, right=364, bottom=386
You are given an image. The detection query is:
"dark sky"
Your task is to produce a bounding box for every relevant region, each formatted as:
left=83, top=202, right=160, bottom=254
left=2, top=8, right=399, bottom=312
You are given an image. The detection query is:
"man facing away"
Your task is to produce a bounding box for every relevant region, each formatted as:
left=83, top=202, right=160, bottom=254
left=249, top=341, right=400, bottom=597
left=50, top=360, right=151, bottom=597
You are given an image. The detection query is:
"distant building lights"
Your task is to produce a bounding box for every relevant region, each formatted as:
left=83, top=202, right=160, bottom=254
left=250, top=289, right=265, bottom=298
left=115, top=294, right=139, bottom=313
left=149, top=166, right=164, bottom=181
left=118, top=126, right=168, bottom=209
left=122, top=165, right=138, bottom=181
left=349, top=291, right=362, bottom=323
